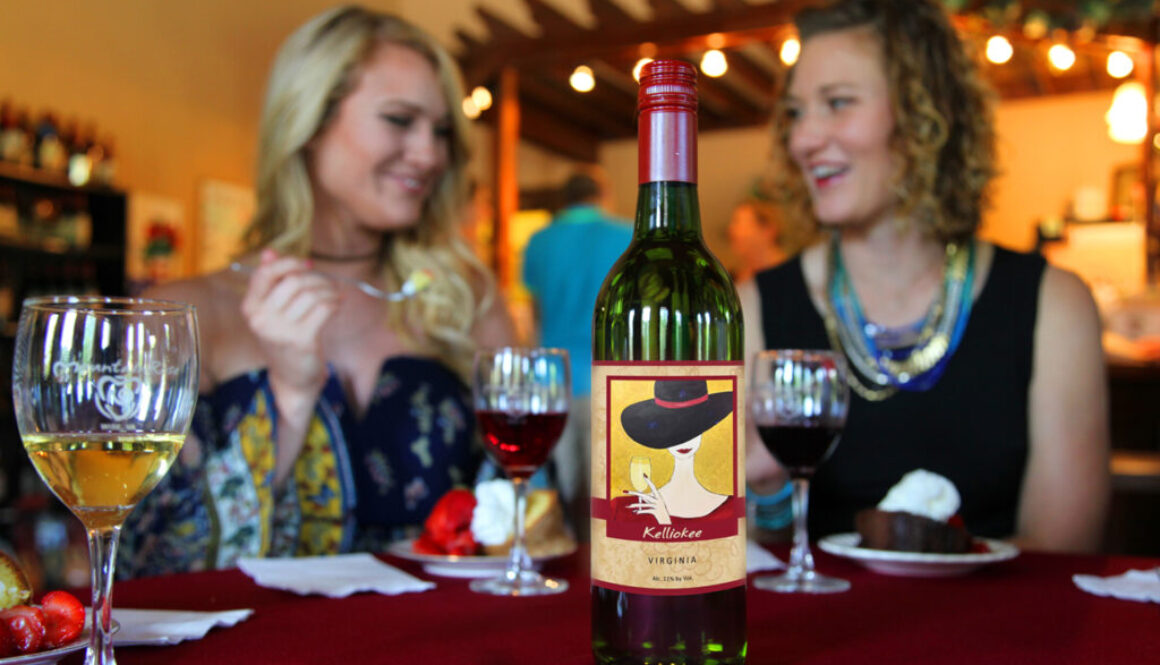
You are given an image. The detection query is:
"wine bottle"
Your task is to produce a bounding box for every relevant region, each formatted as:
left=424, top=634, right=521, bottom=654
left=590, top=60, right=746, bottom=664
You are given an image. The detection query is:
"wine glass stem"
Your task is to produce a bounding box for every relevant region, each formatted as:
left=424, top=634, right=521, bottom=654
left=86, top=525, right=120, bottom=665
left=506, top=477, right=530, bottom=584
left=787, top=478, right=816, bottom=578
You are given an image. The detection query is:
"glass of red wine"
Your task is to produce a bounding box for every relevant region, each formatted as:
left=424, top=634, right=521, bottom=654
left=750, top=349, right=850, bottom=593
left=471, top=347, right=571, bottom=596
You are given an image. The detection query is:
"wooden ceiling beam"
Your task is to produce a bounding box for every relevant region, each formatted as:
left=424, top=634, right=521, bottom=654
left=696, top=72, right=768, bottom=125
left=649, top=0, right=695, bottom=21
left=518, top=75, right=637, bottom=138
left=525, top=0, right=586, bottom=36
left=589, top=0, right=640, bottom=27
left=518, top=101, right=602, bottom=162
left=476, top=6, right=533, bottom=42
left=720, top=48, right=779, bottom=105
left=459, top=0, right=815, bottom=85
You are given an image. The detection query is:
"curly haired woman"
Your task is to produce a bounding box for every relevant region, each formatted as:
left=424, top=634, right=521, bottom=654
left=742, top=0, right=1109, bottom=552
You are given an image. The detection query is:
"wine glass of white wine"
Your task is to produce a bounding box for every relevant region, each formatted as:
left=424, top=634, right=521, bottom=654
left=11, top=296, right=199, bottom=665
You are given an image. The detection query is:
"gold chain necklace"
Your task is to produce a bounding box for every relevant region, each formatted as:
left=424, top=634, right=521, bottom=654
left=821, top=237, right=974, bottom=402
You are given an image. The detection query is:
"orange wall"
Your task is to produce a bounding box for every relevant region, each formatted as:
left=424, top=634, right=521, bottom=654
left=0, top=0, right=399, bottom=276
left=987, top=89, right=1141, bottom=250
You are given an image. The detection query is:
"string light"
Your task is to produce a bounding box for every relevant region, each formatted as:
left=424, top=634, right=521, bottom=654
left=1105, top=81, right=1147, bottom=144
left=779, top=37, right=800, bottom=66
left=462, top=97, right=480, bottom=120
left=570, top=65, right=595, bottom=93
left=1047, top=43, right=1075, bottom=71
left=1106, top=51, right=1134, bottom=79
left=985, top=35, right=1013, bottom=64
left=701, top=49, right=727, bottom=77
left=470, top=86, right=493, bottom=112
left=633, top=57, right=653, bottom=82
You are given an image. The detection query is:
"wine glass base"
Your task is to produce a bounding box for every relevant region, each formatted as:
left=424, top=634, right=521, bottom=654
left=754, top=571, right=850, bottom=594
left=469, top=569, right=569, bottom=596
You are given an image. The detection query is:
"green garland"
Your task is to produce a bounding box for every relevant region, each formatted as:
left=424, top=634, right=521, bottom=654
left=940, top=0, right=1157, bottom=33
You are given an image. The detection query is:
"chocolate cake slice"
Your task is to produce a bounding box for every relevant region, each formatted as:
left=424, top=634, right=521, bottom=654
left=855, top=508, right=972, bottom=554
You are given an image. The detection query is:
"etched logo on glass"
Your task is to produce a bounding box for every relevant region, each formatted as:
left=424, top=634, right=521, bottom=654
left=94, top=375, right=144, bottom=422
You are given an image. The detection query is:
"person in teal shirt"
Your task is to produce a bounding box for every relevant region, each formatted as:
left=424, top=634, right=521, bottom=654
left=522, top=170, right=632, bottom=535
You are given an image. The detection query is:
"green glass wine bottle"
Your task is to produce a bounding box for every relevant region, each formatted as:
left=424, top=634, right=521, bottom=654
left=590, top=60, right=746, bottom=665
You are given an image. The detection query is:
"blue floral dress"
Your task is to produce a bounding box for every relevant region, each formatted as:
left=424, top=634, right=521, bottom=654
left=118, top=356, right=479, bottom=578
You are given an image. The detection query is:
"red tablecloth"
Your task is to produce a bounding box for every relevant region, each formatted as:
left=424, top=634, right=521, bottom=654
left=62, top=545, right=1159, bottom=664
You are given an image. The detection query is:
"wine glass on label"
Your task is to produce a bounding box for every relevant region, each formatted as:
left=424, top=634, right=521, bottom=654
left=629, top=456, right=652, bottom=493
left=750, top=349, right=850, bottom=593
left=471, top=347, right=570, bottom=596
left=11, top=297, right=199, bottom=664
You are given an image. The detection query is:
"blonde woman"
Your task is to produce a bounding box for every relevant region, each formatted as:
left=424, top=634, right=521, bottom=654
left=119, top=6, right=515, bottom=576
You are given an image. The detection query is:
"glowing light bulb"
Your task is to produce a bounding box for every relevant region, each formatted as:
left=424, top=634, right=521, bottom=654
left=1105, top=81, right=1147, bottom=144
left=1048, top=43, right=1075, bottom=71
left=701, top=49, right=727, bottom=78
left=985, top=36, right=1013, bottom=64
left=1107, top=51, right=1134, bottom=79
left=780, top=37, right=800, bottom=66
left=470, top=86, right=493, bottom=111
left=633, top=57, right=653, bottom=82
left=570, top=65, right=595, bottom=93
left=462, top=97, right=480, bottom=120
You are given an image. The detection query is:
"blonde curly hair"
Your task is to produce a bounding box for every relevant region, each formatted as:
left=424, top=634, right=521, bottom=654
left=240, top=5, right=492, bottom=379
left=772, top=0, right=998, bottom=243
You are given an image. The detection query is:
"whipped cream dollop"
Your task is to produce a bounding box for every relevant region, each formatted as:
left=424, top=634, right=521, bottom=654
left=877, top=469, right=961, bottom=522
left=470, top=479, right=515, bottom=546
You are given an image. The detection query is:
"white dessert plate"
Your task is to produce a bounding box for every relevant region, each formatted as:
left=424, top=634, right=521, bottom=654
left=0, top=611, right=118, bottom=665
left=817, top=533, right=1019, bottom=578
left=386, top=538, right=577, bottom=578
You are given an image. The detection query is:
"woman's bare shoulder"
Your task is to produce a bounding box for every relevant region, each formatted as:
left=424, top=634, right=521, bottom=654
left=142, top=270, right=244, bottom=337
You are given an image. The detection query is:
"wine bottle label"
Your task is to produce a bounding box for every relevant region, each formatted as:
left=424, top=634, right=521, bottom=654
left=590, top=361, right=746, bottom=594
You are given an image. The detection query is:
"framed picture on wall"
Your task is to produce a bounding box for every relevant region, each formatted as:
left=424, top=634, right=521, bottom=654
left=127, top=192, right=185, bottom=293
left=198, top=179, right=254, bottom=274
left=1110, top=163, right=1142, bottom=221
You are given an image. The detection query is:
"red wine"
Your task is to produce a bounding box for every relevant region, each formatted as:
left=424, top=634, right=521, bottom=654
left=591, top=60, right=746, bottom=665
left=756, top=424, right=839, bottom=479
left=475, top=410, right=567, bottom=479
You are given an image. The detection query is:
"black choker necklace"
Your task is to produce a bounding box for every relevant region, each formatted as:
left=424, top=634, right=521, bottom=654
left=308, top=249, right=380, bottom=262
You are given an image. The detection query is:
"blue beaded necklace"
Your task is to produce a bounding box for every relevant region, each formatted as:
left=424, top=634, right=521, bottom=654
left=823, top=233, right=976, bottom=401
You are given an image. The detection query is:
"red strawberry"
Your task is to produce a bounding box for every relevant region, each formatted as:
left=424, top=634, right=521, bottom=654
left=0, top=620, right=16, bottom=657
left=421, top=489, right=478, bottom=553
left=0, top=605, right=45, bottom=653
left=413, top=533, right=445, bottom=555
left=41, top=591, right=85, bottom=648
left=444, top=529, right=478, bottom=556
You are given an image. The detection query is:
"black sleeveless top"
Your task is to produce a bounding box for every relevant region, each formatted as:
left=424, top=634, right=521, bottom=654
left=754, top=246, right=1046, bottom=539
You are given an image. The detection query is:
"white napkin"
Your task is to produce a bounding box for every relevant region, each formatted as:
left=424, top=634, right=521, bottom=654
left=746, top=540, right=786, bottom=573
left=238, top=553, right=435, bottom=597
left=1073, top=568, right=1160, bottom=603
left=113, top=608, right=254, bottom=646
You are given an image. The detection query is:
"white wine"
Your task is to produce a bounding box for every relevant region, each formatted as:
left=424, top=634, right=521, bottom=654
left=591, top=60, right=746, bottom=664
left=24, top=433, right=185, bottom=530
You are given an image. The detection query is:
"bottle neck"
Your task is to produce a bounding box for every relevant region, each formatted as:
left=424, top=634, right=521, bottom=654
left=635, top=105, right=700, bottom=238
left=633, top=182, right=702, bottom=238
left=638, top=108, right=696, bottom=185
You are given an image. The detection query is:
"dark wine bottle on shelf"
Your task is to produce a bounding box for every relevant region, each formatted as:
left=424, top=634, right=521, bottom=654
left=590, top=60, right=746, bottom=665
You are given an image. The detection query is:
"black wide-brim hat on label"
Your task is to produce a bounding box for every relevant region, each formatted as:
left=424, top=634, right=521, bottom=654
left=621, top=379, right=734, bottom=449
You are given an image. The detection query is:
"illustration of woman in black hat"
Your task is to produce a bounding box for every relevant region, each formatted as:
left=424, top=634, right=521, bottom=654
left=617, top=379, right=735, bottom=525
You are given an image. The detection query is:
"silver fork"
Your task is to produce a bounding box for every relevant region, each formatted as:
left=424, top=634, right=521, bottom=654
left=229, top=262, right=431, bottom=302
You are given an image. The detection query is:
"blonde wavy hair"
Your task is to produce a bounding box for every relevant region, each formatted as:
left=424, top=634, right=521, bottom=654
left=240, top=5, right=491, bottom=379
left=772, top=0, right=998, bottom=243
